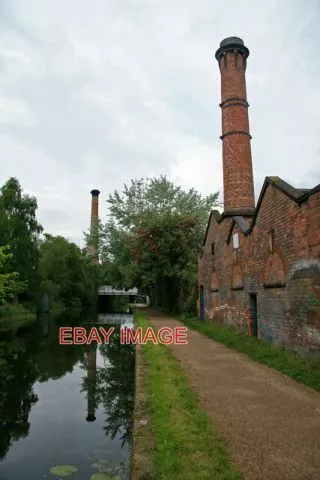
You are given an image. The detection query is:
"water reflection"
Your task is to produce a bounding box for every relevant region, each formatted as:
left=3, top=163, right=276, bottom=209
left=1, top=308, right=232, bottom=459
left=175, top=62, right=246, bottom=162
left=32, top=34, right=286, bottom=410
left=81, top=325, right=135, bottom=447
left=99, top=328, right=134, bottom=448
left=97, top=312, right=134, bottom=329
left=0, top=309, right=135, bottom=479
left=0, top=336, right=38, bottom=460
left=85, top=343, right=98, bottom=422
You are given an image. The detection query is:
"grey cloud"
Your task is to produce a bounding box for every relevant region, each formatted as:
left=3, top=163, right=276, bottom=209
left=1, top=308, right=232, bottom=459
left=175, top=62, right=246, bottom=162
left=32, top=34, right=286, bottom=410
left=0, top=0, right=319, bottom=246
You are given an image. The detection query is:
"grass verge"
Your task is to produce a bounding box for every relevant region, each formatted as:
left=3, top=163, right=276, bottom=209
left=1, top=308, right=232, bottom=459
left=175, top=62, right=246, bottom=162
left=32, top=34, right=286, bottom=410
left=135, top=309, right=242, bottom=480
left=179, top=316, right=320, bottom=392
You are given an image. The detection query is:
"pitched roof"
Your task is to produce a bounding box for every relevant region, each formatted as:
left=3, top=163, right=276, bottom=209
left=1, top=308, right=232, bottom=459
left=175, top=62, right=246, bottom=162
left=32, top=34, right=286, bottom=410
left=226, top=216, right=251, bottom=244
left=202, top=209, right=221, bottom=246
left=266, top=177, right=313, bottom=202
left=247, top=177, right=319, bottom=233
left=201, top=176, right=320, bottom=246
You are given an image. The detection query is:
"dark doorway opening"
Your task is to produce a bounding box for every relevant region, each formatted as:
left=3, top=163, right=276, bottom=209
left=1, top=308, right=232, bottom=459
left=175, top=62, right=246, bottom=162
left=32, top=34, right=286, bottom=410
left=250, top=293, right=258, bottom=336
left=200, top=286, right=205, bottom=320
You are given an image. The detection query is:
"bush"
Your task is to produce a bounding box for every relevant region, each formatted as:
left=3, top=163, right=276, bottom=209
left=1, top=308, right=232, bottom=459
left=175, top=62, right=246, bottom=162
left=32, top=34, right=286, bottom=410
left=0, top=304, right=36, bottom=332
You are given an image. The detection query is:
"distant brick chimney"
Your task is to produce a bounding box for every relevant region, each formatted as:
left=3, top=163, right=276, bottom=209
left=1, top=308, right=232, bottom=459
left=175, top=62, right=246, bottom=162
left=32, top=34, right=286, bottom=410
left=90, top=189, right=100, bottom=230
left=215, top=37, right=255, bottom=214
left=89, top=189, right=100, bottom=264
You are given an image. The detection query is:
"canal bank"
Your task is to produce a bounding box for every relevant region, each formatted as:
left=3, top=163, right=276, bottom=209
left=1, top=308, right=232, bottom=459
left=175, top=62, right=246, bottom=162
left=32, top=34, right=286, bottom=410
left=130, top=309, right=240, bottom=480
left=130, top=342, right=156, bottom=480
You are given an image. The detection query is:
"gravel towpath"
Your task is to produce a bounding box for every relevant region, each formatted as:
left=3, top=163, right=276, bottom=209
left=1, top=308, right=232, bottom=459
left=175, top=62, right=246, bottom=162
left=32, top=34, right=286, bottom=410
left=147, top=312, right=320, bottom=480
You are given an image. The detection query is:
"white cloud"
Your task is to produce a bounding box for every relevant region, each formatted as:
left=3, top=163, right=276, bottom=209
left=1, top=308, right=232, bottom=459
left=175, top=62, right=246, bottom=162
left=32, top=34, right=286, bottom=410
left=0, top=96, right=35, bottom=125
left=0, top=0, right=319, bottom=246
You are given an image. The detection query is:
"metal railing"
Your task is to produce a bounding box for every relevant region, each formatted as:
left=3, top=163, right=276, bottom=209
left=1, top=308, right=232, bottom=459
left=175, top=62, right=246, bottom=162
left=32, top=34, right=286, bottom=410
left=98, top=285, right=138, bottom=296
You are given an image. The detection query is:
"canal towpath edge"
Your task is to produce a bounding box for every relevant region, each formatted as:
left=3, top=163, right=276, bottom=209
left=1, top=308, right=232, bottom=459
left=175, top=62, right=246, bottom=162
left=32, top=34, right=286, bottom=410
left=130, top=339, right=156, bottom=480
left=146, top=310, right=320, bottom=480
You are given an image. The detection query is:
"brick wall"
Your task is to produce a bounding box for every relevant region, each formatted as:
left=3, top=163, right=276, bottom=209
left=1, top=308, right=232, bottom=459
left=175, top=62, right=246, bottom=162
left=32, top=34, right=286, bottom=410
left=199, top=185, right=320, bottom=352
left=219, top=50, right=255, bottom=213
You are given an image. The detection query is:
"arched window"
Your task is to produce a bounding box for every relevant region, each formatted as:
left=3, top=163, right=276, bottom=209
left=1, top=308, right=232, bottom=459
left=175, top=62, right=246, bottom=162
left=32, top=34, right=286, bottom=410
left=211, top=269, right=219, bottom=291
left=264, top=253, right=285, bottom=288
left=231, top=263, right=244, bottom=290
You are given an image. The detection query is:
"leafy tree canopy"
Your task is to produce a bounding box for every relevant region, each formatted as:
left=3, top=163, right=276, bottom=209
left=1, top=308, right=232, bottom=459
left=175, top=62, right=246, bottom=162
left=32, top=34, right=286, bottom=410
left=107, top=175, right=218, bottom=232
left=0, top=246, right=27, bottom=305
left=100, top=175, right=220, bottom=312
left=0, top=177, right=42, bottom=297
left=39, top=234, right=100, bottom=314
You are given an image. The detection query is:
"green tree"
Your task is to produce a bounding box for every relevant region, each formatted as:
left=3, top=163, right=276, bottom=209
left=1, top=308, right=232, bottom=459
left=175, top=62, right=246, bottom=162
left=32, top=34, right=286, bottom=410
left=100, top=176, right=220, bottom=312
left=83, top=217, right=103, bottom=264
left=0, top=246, right=26, bottom=304
left=126, top=213, right=201, bottom=311
left=106, top=175, right=218, bottom=232
left=0, top=178, right=43, bottom=300
left=39, top=234, right=100, bottom=313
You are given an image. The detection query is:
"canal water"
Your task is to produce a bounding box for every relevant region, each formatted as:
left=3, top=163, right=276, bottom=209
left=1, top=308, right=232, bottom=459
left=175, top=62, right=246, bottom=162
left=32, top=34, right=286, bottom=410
left=0, top=309, right=135, bottom=480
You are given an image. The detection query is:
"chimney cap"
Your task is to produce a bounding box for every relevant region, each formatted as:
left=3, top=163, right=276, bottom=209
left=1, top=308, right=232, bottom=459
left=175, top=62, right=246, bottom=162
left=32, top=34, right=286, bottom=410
left=220, top=36, right=244, bottom=47
left=90, top=189, right=100, bottom=196
left=215, top=36, right=249, bottom=60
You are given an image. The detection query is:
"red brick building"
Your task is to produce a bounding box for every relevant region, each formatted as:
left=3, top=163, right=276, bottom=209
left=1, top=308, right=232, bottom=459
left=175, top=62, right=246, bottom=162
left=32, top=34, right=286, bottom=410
left=198, top=37, right=320, bottom=352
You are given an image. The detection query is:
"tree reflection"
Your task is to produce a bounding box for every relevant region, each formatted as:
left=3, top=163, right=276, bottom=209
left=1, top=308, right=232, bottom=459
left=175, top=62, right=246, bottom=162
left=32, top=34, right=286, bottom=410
left=0, top=337, right=38, bottom=460
left=0, top=313, right=135, bottom=462
left=34, top=310, right=87, bottom=382
left=81, top=325, right=135, bottom=447
left=0, top=310, right=88, bottom=461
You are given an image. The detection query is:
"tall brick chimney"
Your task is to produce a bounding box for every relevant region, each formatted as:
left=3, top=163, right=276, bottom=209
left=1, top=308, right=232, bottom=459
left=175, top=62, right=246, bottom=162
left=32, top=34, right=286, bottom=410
left=90, top=189, right=100, bottom=231
left=215, top=37, right=255, bottom=214
left=89, top=189, right=100, bottom=264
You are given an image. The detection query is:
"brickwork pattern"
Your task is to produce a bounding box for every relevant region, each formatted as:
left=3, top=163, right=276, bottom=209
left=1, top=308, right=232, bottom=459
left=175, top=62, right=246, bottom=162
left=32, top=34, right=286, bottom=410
left=199, top=186, right=320, bottom=351
left=219, top=51, right=255, bottom=212
left=199, top=37, right=319, bottom=351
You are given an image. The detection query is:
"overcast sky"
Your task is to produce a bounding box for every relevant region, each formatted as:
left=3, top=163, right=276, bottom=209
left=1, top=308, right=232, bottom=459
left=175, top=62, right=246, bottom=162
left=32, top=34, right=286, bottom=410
left=1, top=0, right=319, bottom=245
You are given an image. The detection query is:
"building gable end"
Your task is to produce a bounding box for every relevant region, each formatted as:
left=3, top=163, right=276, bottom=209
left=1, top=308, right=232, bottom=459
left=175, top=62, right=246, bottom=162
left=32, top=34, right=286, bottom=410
left=202, top=210, right=220, bottom=247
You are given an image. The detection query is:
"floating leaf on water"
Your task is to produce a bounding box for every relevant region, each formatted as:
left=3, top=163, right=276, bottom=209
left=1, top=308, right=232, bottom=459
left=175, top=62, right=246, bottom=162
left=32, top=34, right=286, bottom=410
left=90, top=473, right=120, bottom=480
left=49, top=465, right=78, bottom=477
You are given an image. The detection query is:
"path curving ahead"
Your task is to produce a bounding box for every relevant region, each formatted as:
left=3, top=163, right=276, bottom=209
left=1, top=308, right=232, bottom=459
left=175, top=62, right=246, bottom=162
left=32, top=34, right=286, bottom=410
left=147, top=312, right=320, bottom=480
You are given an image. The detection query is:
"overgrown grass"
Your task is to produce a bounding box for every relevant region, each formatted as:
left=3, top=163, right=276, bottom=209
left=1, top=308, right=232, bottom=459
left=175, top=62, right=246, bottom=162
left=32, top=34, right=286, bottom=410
left=179, top=316, right=320, bottom=392
left=136, top=310, right=242, bottom=480
left=0, top=303, right=36, bottom=331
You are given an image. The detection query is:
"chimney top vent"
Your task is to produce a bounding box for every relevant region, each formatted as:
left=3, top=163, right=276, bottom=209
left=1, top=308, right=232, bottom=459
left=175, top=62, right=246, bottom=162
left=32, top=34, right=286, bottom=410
left=220, top=36, right=244, bottom=47
left=215, top=36, right=249, bottom=60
